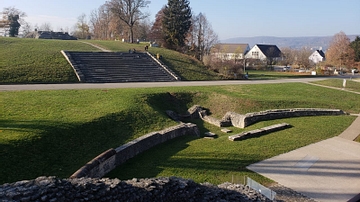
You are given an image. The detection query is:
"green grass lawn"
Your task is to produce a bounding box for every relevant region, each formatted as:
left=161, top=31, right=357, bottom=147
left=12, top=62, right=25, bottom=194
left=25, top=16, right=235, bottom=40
left=312, top=79, right=360, bottom=92
left=246, top=70, right=327, bottom=80
left=0, top=38, right=99, bottom=84
left=1, top=83, right=359, bottom=185
left=355, top=135, right=360, bottom=142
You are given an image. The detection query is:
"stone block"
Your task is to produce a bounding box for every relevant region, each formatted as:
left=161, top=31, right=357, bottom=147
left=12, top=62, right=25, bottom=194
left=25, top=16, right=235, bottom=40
left=221, top=128, right=232, bottom=133
left=229, top=123, right=290, bottom=141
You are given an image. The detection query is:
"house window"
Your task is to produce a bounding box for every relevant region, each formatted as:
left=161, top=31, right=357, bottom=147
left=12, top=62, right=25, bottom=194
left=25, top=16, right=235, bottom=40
left=252, top=51, right=259, bottom=58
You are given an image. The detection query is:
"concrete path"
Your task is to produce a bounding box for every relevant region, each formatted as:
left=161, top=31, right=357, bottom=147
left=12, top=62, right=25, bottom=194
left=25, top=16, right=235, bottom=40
left=306, top=82, right=360, bottom=95
left=81, top=41, right=111, bottom=52
left=1, top=77, right=358, bottom=92
left=247, top=115, right=360, bottom=202
left=339, top=114, right=360, bottom=140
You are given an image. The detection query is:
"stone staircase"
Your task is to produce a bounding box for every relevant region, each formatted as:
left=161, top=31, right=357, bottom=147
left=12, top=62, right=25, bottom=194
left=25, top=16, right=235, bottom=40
left=62, top=51, right=179, bottom=83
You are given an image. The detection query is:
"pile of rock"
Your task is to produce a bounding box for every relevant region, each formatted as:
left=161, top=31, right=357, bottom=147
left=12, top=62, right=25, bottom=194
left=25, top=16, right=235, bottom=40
left=0, top=176, right=271, bottom=202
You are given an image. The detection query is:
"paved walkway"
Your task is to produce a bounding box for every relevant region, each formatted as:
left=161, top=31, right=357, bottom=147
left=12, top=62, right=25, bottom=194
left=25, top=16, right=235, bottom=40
left=247, top=114, right=360, bottom=202
left=81, top=41, right=111, bottom=52
left=2, top=77, right=359, bottom=92
left=306, top=81, right=360, bottom=95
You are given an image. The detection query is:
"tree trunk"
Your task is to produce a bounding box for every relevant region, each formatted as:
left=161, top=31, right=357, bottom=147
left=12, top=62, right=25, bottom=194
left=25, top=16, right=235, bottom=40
left=130, top=26, right=134, bottom=43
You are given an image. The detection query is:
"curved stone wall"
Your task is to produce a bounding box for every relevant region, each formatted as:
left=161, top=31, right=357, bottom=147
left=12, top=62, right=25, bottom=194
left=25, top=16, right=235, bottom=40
left=183, top=106, right=347, bottom=128
left=71, top=123, right=199, bottom=179
left=228, top=108, right=347, bottom=128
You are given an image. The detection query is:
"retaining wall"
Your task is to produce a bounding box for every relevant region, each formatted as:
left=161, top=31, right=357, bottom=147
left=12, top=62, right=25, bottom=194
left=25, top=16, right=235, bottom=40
left=70, top=123, right=199, bottom=178
left=230, top=108, right=347, bottom=128
left=186, top=106, right=346, bottom=128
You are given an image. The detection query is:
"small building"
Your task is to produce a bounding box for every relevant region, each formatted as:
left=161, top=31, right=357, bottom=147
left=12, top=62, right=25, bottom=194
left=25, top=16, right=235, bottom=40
left=211, top=43, right=250, bottom=61
left=309, top=50, right=325, bottom=64
left=245, top=44, right=282, bottom=61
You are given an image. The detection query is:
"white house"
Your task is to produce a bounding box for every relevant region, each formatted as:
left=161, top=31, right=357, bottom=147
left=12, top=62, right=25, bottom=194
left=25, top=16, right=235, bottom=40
left=212, top=43, right=250, bottom=61
left=245, top=44, right=282, bottom=61
left=309, top=50, right=325, bottom=64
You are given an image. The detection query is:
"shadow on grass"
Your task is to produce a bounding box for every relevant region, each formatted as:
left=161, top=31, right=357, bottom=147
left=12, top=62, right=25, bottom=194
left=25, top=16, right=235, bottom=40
left=105, top=132, right=259, bottom=181
left=0, top=110, right=143, bottom=184
left=144, top=92, right=196, bottom=115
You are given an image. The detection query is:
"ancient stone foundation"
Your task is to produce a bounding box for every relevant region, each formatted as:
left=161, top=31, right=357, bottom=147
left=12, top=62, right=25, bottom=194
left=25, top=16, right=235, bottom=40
left=71, top=123, right=199, bottom=179
left=0, top=176, right=271, bottom=202
left=183, top=106, right=346, bottom=128
left=229, top=123, right=291, bottom=141
left=229, top=108, right=346, bottom=128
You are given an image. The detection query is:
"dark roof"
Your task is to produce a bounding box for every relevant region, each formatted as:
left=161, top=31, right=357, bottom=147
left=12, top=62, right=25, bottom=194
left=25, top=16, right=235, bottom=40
left=256, top=44, right=282, bottom=57
left=316, top=50, right=325, bottom=58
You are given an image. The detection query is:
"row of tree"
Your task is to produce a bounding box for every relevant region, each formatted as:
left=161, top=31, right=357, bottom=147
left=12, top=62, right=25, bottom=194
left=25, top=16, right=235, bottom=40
left=2, top=0, right=218, bottom=61
left=86, top=0, right=218, bottom=60
left=4, top=3, right=358, bottom=70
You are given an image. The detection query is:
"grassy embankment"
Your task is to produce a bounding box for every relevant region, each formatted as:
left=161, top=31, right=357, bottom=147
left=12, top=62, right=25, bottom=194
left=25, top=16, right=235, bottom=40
left=0, top=38, right=99, bottom=83
left=2, top=83, right=359, bottom=185
left=312, top=79, right=360, bottom=93
left=0, top=38, right=220, bottom=83
left=1, top=37, right=328, bottom=84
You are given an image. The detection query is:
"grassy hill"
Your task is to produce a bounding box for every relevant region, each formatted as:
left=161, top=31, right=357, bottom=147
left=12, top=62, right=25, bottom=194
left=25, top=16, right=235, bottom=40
left=0, top=37, right=219, bottom=84
left=2, top=83, right=359, bottom=185
left=0, top=38, right=99, bottom=83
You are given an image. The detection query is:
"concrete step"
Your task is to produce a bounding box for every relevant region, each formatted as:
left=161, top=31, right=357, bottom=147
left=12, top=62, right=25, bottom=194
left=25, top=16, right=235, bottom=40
left=64, top=51, right=177, bottom=83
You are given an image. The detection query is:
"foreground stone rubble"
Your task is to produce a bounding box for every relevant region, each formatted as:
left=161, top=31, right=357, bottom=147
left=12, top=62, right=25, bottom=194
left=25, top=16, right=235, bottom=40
left=0, top=176, right=271, bottom=202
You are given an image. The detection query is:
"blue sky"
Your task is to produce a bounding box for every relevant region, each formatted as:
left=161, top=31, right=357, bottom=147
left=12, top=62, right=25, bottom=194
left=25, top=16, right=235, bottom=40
left=2, top=0, right=359, bottom=40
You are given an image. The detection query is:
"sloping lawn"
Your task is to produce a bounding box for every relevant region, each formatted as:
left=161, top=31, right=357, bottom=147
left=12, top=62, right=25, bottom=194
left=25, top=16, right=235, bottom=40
left=312, top=79, right=360, bottom=92
left=1, top=83, right=359, bottom=185
left=0, top=38, right=99, bottom=83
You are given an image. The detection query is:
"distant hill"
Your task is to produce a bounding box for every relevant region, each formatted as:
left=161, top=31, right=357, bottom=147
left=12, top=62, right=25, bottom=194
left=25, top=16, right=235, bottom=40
left=221, top=35, right=359, bottom=51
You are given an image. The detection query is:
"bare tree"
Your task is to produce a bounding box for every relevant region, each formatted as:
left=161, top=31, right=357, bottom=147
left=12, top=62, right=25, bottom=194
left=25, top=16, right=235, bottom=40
left=189, top=12, right=218, bottom=61
left=39, top=22, right=52, bottom=31
left=90, top=4, right=116, bottom=40
left=108, top=0, right=150, bottom=43
left=280, top=47, right=295, bottom=66
left=295, top=47, right=312, bottom=69
left=280, top=47, right=312, bottom=69
left=326, top=31, right=355, bottom=68
left=21, top=21, right=32, bottom=36
left=133, top=18, right=151, bottom=41
left=149, top=7, right=165, bottom=44
left=73, top=14, right=90, bottom=39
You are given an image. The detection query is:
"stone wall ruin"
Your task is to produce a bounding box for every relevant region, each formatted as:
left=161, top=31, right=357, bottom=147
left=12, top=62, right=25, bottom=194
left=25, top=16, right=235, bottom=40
left=0, top=176, right=271, bottom=202
left=70, top=123, right=199, bottom=179
left=181, top=106, right=347, bottom=128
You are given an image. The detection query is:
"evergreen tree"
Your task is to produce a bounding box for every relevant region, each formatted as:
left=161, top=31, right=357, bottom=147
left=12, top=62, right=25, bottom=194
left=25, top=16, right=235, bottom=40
left=2, top=7, right=26, bottom=37
left=350, top=36, right=360, bottom=62
left=8, top=14, right=21, bottom=37
left=162, top=0, right=192, bottom=50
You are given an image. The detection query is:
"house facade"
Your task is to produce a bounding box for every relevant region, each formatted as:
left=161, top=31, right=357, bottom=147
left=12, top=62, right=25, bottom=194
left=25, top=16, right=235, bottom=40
left=212, top=43, right=250, bottom=61
left=245, top=44, right=282, bottom=61
left=309, top=50, right=325, bottom=64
